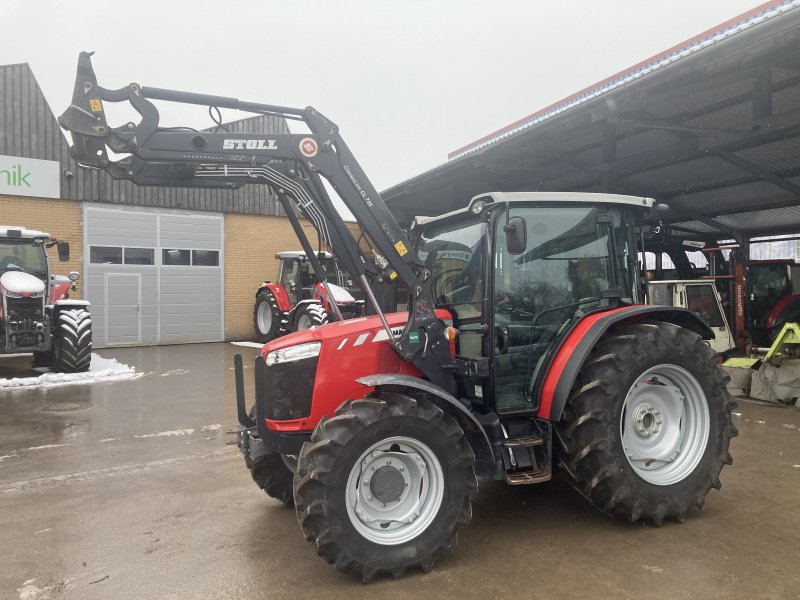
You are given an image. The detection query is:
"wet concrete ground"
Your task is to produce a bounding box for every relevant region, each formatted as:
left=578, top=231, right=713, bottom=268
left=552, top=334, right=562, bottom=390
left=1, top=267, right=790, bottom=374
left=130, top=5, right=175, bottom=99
left=1, top=343, right=799, bottom=599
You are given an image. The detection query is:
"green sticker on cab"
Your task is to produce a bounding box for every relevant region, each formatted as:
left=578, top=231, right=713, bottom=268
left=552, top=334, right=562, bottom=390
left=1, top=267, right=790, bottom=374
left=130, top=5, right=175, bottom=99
left=408, top=332, right=420, bottom=344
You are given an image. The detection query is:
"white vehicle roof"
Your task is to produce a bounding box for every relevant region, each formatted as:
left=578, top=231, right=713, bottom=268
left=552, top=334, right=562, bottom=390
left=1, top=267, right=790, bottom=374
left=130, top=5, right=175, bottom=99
left=0, top=226, right=50, bottom=240
left=276, top=251, right=334, bottom=260
left=414, top=192, right=656, bottom=227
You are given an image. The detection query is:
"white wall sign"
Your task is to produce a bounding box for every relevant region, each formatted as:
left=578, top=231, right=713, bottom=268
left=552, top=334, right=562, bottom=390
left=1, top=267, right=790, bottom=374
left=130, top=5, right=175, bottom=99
left=0, top=154, right=60, bottom=199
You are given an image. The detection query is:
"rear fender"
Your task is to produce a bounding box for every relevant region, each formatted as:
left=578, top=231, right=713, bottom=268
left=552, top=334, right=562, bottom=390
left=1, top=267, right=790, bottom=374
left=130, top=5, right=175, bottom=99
left=765, top=294, right=800, bottom=331
left=260, top=282, right=292, bottom=312
left=538, top=305, right=713, bottom=422
left=52, top=299, right=91, bottom=310
left=356, top=373, right=495, bottom=473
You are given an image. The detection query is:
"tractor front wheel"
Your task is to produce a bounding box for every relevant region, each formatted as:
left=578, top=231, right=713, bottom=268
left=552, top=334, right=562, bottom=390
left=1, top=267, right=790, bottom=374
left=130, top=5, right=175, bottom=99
left=294, top=393, right=476, bottom=582
left=249, top=453, right=296, bottom=506
left=556, top=321, right=737, bottom=525
left=293, top=303, right=328, bottom=331
left=253, top=289, right=287, bottom=343
left=52, top=308, right=92, bottom=373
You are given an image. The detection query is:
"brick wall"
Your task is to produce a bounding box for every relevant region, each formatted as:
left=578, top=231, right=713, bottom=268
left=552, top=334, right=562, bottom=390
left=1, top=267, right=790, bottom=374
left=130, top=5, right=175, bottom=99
left=223, top=214, right=363, bottom=340
left=0, top=195, right=84, bottom=299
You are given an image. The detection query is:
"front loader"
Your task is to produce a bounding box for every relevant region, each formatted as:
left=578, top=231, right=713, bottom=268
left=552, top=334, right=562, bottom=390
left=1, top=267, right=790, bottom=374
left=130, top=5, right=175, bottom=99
left=60, top=52, right=737, bottom=582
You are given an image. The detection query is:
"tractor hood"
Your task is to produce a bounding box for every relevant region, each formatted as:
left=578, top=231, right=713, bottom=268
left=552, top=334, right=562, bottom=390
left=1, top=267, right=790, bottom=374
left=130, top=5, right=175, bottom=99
left=0, top=271, right=46, bottom=296
left=327, top=282, right=355, bottom=304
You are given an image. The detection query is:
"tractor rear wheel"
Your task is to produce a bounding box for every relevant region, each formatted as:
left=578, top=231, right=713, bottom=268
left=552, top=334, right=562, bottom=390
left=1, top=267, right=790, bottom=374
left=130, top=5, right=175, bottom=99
left=293, top=303, right=328, bottom=331
left=556, top=321, right=737, bottom=525
left=294, top=393, right=476, bottom=582
left=254, top=289, right=287, bottom=343
left=52, top=308, right=92, bottom=373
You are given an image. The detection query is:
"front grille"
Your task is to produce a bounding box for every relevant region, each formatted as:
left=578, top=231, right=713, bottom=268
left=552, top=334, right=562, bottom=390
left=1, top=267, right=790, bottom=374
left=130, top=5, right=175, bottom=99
left=264, top=357, right=318, bottom=420
left=7, top=296, right=44, bottom=318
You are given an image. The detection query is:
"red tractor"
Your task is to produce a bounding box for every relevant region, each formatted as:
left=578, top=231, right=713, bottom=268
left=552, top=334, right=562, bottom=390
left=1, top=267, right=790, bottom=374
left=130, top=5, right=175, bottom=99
left=254, top=251, right=364, bottom=342
left=743, top=259, right=800, bottom=346
left=0, top=226, right=92, bottom=372
left=61, top=54, right=736, bottom=582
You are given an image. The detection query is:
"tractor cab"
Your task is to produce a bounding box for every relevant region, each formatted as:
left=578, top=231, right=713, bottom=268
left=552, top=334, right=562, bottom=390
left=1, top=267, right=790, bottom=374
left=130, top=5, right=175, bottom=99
left=277, top=251, right=339, bottom=304
left=411, top=192, right=643, bottom=415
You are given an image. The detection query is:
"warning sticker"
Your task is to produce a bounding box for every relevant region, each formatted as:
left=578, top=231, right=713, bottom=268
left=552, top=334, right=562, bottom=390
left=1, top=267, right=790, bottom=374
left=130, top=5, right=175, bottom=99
left=389, top=271, right=398, bottom=280
left=89, top=99, right=103, bottom=113
left=394, top=241, right=408, bottom=256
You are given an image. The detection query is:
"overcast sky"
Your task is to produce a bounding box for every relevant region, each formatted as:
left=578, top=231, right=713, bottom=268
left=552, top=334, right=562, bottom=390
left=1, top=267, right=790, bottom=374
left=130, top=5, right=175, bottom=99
left=5, top=0, right=763, bottom=199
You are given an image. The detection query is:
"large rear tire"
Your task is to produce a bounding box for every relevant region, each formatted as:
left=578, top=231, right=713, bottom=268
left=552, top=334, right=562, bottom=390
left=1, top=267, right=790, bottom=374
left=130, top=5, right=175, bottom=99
left=555, top=321, right=737, bottom=525
left=253, top=289, right=287, bottom=343
left=52, top=308, right=92, bottom=373
left=294, top=393, right=476, bottom=582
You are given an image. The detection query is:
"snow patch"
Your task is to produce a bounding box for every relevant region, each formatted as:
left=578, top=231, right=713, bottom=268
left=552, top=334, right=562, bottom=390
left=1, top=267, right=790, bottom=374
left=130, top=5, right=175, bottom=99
left=0, top=354, right=140, bottom=389
left=17, top=579, right=50, bottom=600
left=201, top=424, right=222, bottom=432
left=781, top=423, right=797, bottom=430
left=134, top=429, right=194, bottom=439
left=230, top=341, right=264, bottom=349
left=25, top=445, right=66, bottom=451
left=0, top=453, right=17, bottom=463
left=161, top=369, right=190, bottom=377
left=99, top=438, right=117, bottom=443
left=0, top=271, right=45, bottom=294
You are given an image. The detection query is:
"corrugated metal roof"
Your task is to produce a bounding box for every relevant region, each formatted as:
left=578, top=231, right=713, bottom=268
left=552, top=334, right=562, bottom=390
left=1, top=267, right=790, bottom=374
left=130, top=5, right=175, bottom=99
left=0, top=63, right=289, bottom=216
left=383, top=1, right=800, bottom=241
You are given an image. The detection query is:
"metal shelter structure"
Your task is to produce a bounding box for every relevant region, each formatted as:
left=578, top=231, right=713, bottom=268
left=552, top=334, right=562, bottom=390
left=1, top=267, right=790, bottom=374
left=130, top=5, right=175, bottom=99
left=383, top=1, right=800, bottom=244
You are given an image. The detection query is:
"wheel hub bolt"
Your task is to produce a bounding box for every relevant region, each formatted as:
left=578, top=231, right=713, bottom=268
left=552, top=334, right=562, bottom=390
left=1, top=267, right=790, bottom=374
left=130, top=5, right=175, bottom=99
left=386, top=459, right=391, bottom=465
left=399, top=466, right=404, bottom=472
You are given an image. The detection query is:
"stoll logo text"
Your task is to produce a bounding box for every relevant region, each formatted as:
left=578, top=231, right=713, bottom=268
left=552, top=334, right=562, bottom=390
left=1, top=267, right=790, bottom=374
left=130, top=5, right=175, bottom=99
left=0, top=164, right=31, bottom=188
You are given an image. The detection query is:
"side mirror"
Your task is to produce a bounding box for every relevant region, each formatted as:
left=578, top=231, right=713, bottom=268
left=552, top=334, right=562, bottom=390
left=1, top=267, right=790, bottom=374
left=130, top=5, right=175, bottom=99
left=504, top=216, right=527, bottom=255
left=57, top=241, right=70, bottom=262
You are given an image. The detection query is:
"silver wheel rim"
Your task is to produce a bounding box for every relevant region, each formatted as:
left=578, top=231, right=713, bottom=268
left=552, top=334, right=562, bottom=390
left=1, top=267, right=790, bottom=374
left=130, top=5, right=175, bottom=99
left=621, top=364, right=710, bottom=486
left=297, top=314, right=312, bottom=330
left=257, top=302, right=272, bottom=334
left=345, top=436, right=444, bottom=546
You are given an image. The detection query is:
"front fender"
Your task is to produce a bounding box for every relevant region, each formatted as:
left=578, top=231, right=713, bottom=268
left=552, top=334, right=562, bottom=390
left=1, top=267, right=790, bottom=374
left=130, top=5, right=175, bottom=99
left=356, top=373, right=496, bottom=474
left=538, top=305, right=714, bottom=422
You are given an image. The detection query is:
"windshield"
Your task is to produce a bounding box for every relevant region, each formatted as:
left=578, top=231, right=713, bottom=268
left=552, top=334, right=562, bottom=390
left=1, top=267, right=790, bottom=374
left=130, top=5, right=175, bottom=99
left=416, top=216, right=486, bottom=319
left=748, top=264, right=791, bottom=298
left=0, top=239, right=47, bottom=279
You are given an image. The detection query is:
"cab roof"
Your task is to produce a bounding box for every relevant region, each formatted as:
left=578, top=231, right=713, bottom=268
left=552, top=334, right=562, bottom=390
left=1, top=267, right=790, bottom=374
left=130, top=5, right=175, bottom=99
left=276, top=251, right=334, bottom=260
left=0, top=226, right=50, bottom=240
left=413, top=192, right=656, bottom=227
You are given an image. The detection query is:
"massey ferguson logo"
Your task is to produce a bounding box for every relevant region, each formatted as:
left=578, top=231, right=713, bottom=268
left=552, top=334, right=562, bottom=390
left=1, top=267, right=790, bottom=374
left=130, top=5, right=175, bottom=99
left=222, top=139, right=278, bottom=150
left=299, top=138, right=318, bottom=158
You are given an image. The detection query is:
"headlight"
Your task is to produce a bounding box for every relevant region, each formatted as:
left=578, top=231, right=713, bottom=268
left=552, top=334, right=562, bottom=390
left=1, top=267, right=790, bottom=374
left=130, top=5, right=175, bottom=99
left=266, top=341, right=321, bottom=366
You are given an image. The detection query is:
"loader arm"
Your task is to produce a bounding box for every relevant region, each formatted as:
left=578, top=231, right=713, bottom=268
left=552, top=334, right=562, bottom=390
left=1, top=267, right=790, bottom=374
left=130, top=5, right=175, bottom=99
left=58, top=52, right=455, bottom=391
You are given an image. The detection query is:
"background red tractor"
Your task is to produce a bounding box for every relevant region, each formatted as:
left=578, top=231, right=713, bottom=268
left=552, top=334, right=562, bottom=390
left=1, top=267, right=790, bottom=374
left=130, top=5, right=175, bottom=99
left=0, top=226, right=92, bottom=372
left=253, top=251, right=364, bottom=342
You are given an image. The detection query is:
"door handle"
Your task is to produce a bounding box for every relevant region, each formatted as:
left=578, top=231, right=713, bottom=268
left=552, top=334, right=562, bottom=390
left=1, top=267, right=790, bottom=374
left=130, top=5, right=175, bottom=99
left=496, top=326, right=509, bottom=355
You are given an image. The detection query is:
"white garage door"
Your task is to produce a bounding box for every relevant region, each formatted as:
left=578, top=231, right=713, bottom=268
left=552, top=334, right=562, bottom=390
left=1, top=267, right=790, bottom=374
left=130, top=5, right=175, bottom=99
left=84, top=206, right=224, bottom=348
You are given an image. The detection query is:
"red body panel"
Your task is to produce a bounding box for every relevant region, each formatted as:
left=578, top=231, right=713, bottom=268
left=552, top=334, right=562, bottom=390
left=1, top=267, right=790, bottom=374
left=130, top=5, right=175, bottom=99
left=262, top=282, right=292, bottom=312
left=538, top=307, right=631, bottom=420
left=49, top=281, right=71, bottom=304
left=765, top=293, right=800, bottom=330
left=262, top=310, right=451, bottom=432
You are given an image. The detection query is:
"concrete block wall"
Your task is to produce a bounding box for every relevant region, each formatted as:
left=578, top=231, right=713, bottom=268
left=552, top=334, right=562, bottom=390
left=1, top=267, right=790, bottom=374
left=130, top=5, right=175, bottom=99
left=0, top=195, right=84, bottom=299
